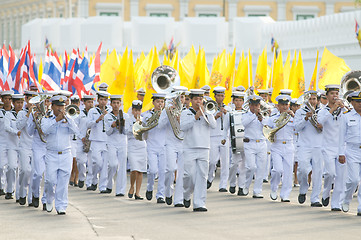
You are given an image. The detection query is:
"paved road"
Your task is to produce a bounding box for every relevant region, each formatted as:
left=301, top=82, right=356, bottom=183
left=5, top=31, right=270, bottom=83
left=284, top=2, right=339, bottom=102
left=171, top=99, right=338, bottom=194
left=1, top=174, right=360, bottom=240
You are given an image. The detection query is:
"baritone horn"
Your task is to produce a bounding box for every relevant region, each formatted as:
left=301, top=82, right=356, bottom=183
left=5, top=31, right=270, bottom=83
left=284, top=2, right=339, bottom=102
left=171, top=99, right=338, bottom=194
left=29, top=95, right=48, bottom=143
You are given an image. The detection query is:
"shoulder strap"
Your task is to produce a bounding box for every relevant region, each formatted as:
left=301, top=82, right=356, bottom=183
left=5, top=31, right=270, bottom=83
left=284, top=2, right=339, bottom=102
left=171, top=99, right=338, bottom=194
left=83, top=109, right=88, bottom=116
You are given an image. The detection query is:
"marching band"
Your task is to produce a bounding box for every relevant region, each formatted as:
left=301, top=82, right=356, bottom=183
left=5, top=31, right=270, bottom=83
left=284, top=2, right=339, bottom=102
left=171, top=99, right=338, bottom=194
left=1, top=66, right=361, bottom=216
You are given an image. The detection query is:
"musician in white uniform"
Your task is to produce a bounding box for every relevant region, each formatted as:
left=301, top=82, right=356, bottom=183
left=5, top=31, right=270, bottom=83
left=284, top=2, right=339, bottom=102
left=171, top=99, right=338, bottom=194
left=339, top=91, right=361, bottom=215
left=4, top=94, right=24, bottom=200
left=267, top=95, right=295, bottom=202
left=318, top=85, right=346, bottom=211
left=127, top=88, right=145, bottom=114
left=294, top=90, right=323, bottom=207
left=228, top=92, right=246, bottom=195
left=163, top=86, right=187, bottom=206
left=76, top=95, right=95, bottom=189
left=86, top=91, right=110, bottom=191
left=41, top=95, right=79, bottom=214
left=207, top=86, right=230, bottom=192
left=290, top=99, right=301, bottom=187
left=201, top=85, right=211, bottom=97
left=126, top=100, right=146, bottom=200
left=69, top=95, right=80, bottom=187
left=16, top=91, right=37, bottom=205
left=144, top=93, right=168, bottom=203
left=181, top=89, right=216, bottom=211
left=104, top=95, right=128, bottom=196
left=0, top=90, right=14, bottom=196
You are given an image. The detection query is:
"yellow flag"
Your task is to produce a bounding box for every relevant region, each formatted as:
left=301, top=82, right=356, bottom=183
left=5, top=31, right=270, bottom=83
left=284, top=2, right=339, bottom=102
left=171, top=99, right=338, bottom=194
left=109, top=47, right=128, bottom=94
left=170, top=50, right=179, bottom=71
left=162, top=54, right=171, bottom=66
left=269, top=50, right=276, bottom=88
left=209, top=49, right=227, bottom=89
left=38, top=58, right=43, bottom=86
left=135, top=48, right=154, bottom=90
left=223, top=48, right=236, bottom=104
left=193, top=48, right=210, bottom=89
left=289, top=51, right=305, bottom=98
left=271, top=50, right=284, bottom=102
left=254, top=47, right=268, bottom=91
left=283, top=51, right=291, bottom=89
left=318, top=47, right=351, bottom=90
left=308, top=50, right=319, bottom=91
left=123, top=50, right=136, bottom=112
left=179, top=46, right=196, bottom=88
left=99, top=49, right=119, bottom=89
left=288, top=50, right=298, bottom=98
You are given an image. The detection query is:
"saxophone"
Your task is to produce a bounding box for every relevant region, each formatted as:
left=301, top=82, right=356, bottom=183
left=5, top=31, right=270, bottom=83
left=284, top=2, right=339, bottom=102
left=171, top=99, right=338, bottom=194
left=83, top=129, right=91, bottom=153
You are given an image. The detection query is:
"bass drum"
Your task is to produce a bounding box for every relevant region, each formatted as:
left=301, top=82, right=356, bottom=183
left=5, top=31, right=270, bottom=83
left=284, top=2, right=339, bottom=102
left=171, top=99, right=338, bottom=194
left=230, top=111, right=245, bottom=154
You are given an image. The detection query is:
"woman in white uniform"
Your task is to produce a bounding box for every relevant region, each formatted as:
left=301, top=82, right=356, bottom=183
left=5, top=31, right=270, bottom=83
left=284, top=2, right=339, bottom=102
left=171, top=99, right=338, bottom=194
left=125, top=100, right=147, bottom=200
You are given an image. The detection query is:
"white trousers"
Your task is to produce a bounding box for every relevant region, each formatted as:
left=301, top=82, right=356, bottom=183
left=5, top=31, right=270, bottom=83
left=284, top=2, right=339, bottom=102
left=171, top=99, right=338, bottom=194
left=343, top=145, right=361, bottom=212
left=173, top=148, right=184, bottom=205
left=5, top=149, right=20, bottom=193
left=90, top=141, right=107, bottom=187
left=208, top=137, right=229, bottom=189
left=0, top=145, right=6, bottom=190
left=229, top=148, right=246, bottom=189
left=106, top=145, right=127, bottom=194
left=30, top=147, right=47, bottom=204
left=297, top=147, right=322, bottom=203
left=322, top=147, right=346, bottom=209
left=76, top=142, right=90, bottom=182
left=183, top=148, right=209, bottom=209
left=270, top=142, right=294, bottom=199
left=147, top=147, right=166, bottom=199
left=244, top=141, right=267, bottom=195
left=45, top=150, right=72, bottom=211
left=18, top=148, right=32, bottom=198
left=165, top=145, right=182, bottom=199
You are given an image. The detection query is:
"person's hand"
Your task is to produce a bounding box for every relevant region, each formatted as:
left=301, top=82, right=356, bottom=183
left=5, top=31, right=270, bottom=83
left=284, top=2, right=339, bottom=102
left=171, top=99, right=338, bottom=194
left=287, top=109, right=294, bottom=117
left=215, top=112, right=223, bottom=119
left=82, top=137, right=86, bottom=143
left=305, top=112, right=312, bottom=120
left=56, top=111, right=65, bottom=122
left=339, top=155, right=346, bottom=164
left=111, top=121, right=117, bottom=128
left=317, top=123, right=323, bottom=130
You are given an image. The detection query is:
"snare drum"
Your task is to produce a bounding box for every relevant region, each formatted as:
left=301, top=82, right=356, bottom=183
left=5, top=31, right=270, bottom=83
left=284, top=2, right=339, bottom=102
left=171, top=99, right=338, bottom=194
left=230, top=111, right=245, bottom=154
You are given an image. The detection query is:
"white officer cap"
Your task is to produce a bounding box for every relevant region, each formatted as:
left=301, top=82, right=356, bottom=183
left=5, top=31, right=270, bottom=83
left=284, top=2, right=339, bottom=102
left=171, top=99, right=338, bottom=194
left=204, top=96, right=213, bottom=101
left=172, top=86, right=188, bottom=94
left=290, top=98, right=300, bottom=105
left=317, top=90, right=327, bottom=98
left=247, top=95, right=263, bottom=104
left=235, top=86, right=246, bottom=92
left=58, top=90, right=72, bottom=97
left=213, top=86, right=226, bottom=94
left=232, top=92, right=246, bottom=98
left=132, top=100, right=143, bottom=109
left=275, top=95, right=291, bottom=104
left=11, top=94, right=25, bottom=100
left=201, top=85, right=211, bottom=92
left=70, top=95, right=80, bottom=101
left=305, top=90, right=318, bottom=95
left=44, top=90, right=58, bottom=96
left=97, top=91, right=110, bottom=99
left=257, top=89, right=269, bottom=95
left=268, top=88, right=274, bottom=95
left=279, top=89, right=293, bottom=95
left=98, top=83, right=109, bottom=91
left=189, top=89, right=205, bottom=97
left=152, top=93, right=166, bottom=100
left=184, top=91, right=191, bottom=96
left=136, top=88, right=146, bottom=95
left=50, top=95, right=67, bottom=106
left=1, top=90, right=14, bottom=96
left=23, top=90, right=38, bottom=97
left=82, top=95, right=96, bottom=101
left=110, top=95, right=123, bottom=101
left=325, top=84, right=340, bottom=93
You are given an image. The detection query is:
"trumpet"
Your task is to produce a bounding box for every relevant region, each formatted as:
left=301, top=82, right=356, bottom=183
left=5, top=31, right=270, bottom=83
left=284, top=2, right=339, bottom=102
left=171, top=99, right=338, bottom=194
left=198, top=99, right=218, bottom=125
left=65, top=104, right=80, bottom=119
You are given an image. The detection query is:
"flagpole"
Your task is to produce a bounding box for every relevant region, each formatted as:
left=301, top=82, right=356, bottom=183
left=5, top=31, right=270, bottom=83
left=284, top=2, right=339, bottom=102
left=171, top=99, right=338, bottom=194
left=270, top=48, right=275, bottom=89
left=316, top=48, right=319, bottom=90
left=247, top=49, right=251, bottom=88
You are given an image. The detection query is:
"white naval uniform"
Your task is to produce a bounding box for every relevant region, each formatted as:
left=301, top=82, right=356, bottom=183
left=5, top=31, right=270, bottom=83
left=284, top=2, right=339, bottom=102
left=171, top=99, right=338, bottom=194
left=242, top=111, right=268, bottom=195
left=294, top=106, right=323, bottom=203
left=208, top=104, right=230, bottom=190
left=0, top=109, right=8, bottom=191
left=318, top=106, right=346, bottom=209
left=339, top=109, right=361, bottom=212
left=161, top=108, right=184, bottom=204
left=125, top=115, right=147, bottom=173
left=143, top=109, right=168, bottom=199
left=27, top=112, right=48, bottom=204
left=87, top=106, right=109, bottom=190
left=4, top=110, right=21, bottom=194
left=180, top=107, right=216, bottom=209
left=75, top=109, right=92, bottom=186
left=16, top=108, right=33, bottom=199
left=267, top=113, right=295, bottom=200
left=228, top=110, right=246, bottom=190
left=41, top=115, right=78, bottom=211
left=104, top=111, right=128, bottom=194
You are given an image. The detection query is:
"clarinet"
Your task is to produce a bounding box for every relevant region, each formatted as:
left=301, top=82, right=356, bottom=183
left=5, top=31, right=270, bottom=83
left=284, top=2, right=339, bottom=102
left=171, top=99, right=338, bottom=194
left=102, top=107, right=106, bottom=132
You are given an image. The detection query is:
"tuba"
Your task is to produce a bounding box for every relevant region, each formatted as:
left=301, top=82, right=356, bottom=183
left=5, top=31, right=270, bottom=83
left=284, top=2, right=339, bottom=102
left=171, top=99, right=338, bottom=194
left=340, top=70, right=361, bottom=96
left=263, top=112, right=291, bottom=143
left=297, top=92, right=322, bottom=133
left=29, top=95, right=48, bottom=143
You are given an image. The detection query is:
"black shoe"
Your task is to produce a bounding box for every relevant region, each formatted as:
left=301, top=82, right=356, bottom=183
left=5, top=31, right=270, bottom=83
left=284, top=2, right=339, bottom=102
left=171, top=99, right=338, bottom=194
left=357, top=212, right=361, bottom=216
left=116, top=193, right=124, bottom=197
left=331, top=208, right=342, bottom=211
left=128, top=192, right=133, bottom=198
left=193, top=207, right=207, bottom=212
left=28, top=203, right=34, bottom=207
left=281, top=199, right=290, bottom=203
left=33, top=196, right=39, bottom=208
left=322, top=197, right=330, bottom=207
left=157, top=198, right=165, bottom=204
left=166, top=196, right=172, bottom=205
left=263, top=179, right=269, bottom=183
left=311, top=202, right=322, bottom=207
left=5, top=192, right=13, bottom=199
left=237, top=188, right=247, bottom=196
left=184, top=199, right=191, bottom=208
left=57, top=210, right=66, bottom=215
left=174, top=203, right=184, bottom=207
left=207, top=181, right=212, bottom=189
left=229, top=186, right=236, bottom=194
left=135, top=195, right=143, bottom=200
left=69, top=181, right=74, bottom=186
left=252, top=194, right=264, bottom=199
left=43, top=203, right=46, bottom=211
left=146, top=191, right=153, bottom=201
left=74, top=183, right=78, bottom=187
left=16, top=199, right=19, bottom=203
left=0, top=189, right=5, bottom=196
left=19, top=197, right=26, bottom=205
left=298, top=194, right=306, bottom=204
left=219, top=188, right=227, bottom=193
left=78, top=181, right=84, bottom=188
left=86, top=186, right=93, bottom=191
left=100, top=188, right=112, bottom=194
left=91, top=184, right=97, bottom=191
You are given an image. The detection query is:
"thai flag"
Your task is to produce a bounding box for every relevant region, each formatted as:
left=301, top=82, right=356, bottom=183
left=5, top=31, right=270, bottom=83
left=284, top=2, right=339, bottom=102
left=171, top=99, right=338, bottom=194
left=72, top=57, right=88, bottom=97
left=41, top=52, right=62, bottom=91
left=29, top=55, right=43, bottom=92
left=0, top=55, right=4, bottom=90
left=67, top=57, right=80, bottom=93
left=8, top=45, right=17, bottom=73
left=356, top=19, right=360, bottom=38
left=89, top=42, right=102, bottom=85
left=8, top=60, right=21, bottom=93
left=63, top=49, right=77, bottom=90
left=12, top=48, right=27, bottom=93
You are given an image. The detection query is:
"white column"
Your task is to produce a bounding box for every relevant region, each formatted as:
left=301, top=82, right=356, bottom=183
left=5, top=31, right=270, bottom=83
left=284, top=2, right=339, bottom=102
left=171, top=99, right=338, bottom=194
left=130, top=0, right=139, bottom=19
left=179, top=0, right=189, bottom=20
left=78, top=0, right=89, bottom=18
left=325, top=0, right=335, bottom=15
left=277, top=0, right=286, bottom=21
left=228, top=0, right=238, bottom=47
left=53, top=0, right=57, bottom=18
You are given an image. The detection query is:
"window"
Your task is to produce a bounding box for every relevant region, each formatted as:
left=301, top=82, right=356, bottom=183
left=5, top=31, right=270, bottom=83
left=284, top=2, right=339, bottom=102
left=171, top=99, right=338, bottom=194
left=296, top=14, right=314, bottom=20
left=194, top=5, right=222, bottom=17
left=149, top=13, right=168, bottom=17
left=198, top=13, right=217, bottom=17
left=243, top=5, right=271, bottom=17
left=292, top=6, right=319, bottom=20
left=99, top=12, right=119, bottom=16
left=248, top=14, right=267, bottom=17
